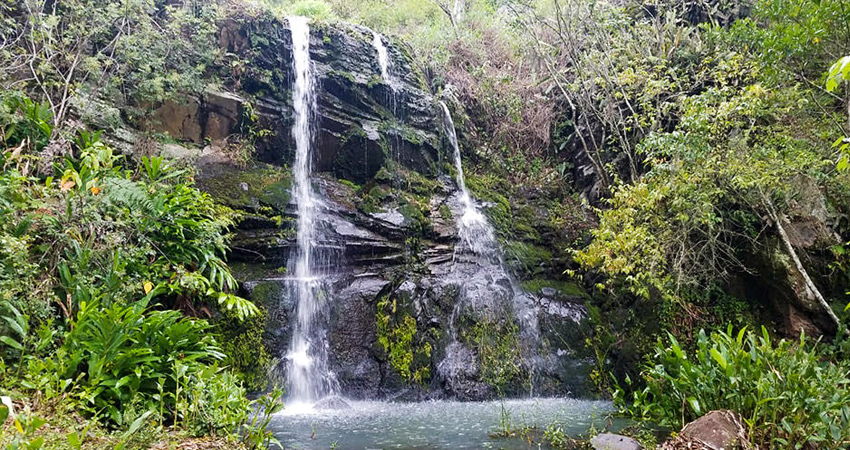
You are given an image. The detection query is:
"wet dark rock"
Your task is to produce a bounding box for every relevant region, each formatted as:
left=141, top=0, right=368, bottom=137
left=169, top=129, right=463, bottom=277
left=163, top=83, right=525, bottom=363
left=217, top=17, right=440, bottom=181
left=329, top=277, right=388, bottom=399
left=436, top=342, right=491, bottom=400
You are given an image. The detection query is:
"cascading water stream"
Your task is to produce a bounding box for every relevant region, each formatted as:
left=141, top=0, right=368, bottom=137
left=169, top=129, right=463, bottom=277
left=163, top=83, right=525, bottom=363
left=373, top=31, right=394, bottom=89
left=372, top=30, right=404, bottom=166
left=439, top=101, right=498, bottom=259
left=439, top=100, right=542, bottom=392
left=285, top=16, right=338, bottom=407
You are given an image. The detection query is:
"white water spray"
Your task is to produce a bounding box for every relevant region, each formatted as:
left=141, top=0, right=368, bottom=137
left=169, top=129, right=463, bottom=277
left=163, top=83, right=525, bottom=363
left=285, top=16, right=337, bottom=406
left=372, top=30, right=405, bottom=165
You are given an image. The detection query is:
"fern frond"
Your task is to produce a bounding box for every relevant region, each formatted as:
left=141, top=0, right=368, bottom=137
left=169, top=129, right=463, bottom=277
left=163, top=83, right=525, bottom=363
left=102, top=178, right=155, bottom=215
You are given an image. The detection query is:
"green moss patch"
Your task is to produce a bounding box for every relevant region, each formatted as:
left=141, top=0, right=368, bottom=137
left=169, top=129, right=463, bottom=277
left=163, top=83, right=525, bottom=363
left=197, top=162, right=292, bottom=214
left=521, top=279, right=590, bottom=299
left=503, top=241, right=553, bottom=276
left=376, top=295, right=432, bottom=385
left=461, top=319, right=526, bottom=395
left=214, top=306, right=272, bottom=392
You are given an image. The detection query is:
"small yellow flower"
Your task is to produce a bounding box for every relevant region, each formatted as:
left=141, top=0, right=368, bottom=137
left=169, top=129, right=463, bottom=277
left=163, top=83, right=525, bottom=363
left=814, top=37, right=820, bottom=44
left=90, top=186, right=101, bottom=195
left=144, top=281, right=153, bottom=294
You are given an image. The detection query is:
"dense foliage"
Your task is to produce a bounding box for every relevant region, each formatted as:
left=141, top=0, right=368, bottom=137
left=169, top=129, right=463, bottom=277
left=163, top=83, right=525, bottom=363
left=0, top=0, right=224, bottom=125
left=621, top=327, right=850, bottom=447
left=0, top=92, right=275, bottom=448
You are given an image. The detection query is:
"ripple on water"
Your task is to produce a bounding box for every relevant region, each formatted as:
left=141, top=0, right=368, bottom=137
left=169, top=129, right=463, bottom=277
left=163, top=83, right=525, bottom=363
left=269, top=398, right=618, bottom=450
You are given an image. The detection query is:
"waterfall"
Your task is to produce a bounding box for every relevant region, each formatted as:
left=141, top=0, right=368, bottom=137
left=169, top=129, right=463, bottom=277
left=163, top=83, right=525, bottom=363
left=438, top=101, right=497, bottom=259
left=372, top=30, right=403, bottom=165
left=372, top=31, right=395, bottom=90
left=284, top=16, right=337, bottom=406
left=438, top=100, right=542, bottom=393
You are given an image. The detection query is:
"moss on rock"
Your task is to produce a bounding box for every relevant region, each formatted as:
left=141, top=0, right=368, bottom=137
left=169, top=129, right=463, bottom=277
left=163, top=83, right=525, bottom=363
left=460, top=318, right=527, bottom=395
left=521, top=279, right=590, bottom=300
left=197, top=162, right=292, bottom=215
left=214, top=306, right=272, bottom=392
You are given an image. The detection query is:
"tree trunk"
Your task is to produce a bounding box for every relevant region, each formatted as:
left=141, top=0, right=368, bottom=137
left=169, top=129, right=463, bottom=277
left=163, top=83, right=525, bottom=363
left=763, top=194, right=841, bottom=331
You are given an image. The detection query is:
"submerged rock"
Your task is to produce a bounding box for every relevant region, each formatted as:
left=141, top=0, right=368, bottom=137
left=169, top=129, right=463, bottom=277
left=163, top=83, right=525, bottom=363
left=590, top=433, right=643, bottom=450
left=313, top=396, right=351, bottom=410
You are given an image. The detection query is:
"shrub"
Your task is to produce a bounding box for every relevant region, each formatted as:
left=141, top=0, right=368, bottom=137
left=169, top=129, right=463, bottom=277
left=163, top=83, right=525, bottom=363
left=0, top=94, right=257, bottom=438
left=182, top=366, right=250, bottom=437
left=619, top=326, right=850, bottom=448
left=61, top=299, right=238, bottom=427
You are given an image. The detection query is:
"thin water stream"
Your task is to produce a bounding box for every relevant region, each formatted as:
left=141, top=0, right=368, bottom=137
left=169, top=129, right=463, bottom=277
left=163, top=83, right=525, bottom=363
left=373, top=31, right=394, bottom=90
left=438, top=101, right=542, bottom=389
left=439, top=101, right=498, bottom=259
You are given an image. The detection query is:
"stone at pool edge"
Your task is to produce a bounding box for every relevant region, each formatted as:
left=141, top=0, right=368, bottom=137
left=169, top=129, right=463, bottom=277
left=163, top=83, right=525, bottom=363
left=590, top=433, right=642, bottom=450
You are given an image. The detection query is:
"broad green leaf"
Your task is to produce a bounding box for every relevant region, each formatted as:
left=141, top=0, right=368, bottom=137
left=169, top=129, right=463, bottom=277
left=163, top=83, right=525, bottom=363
left=27, top=437, right=44, bottom=450
left=687, top=397, right=702, bottom=415
left=710, top=348, right=727, bottom=369
left=3, top=315, right=26, bottom=338
left=121, top=410, right=153, bottom=440
left=0, top=336, right=24, bottom=350
left=67, top=431, right=81, bottom=449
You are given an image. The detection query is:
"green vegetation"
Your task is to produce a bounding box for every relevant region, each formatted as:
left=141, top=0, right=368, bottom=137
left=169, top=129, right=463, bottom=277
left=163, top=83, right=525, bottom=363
left=376, top=295, right=432, bottom=384
left=620, top=327, right=850, bottom=447
left=464, top=320, right=525, bottom=395
left=0, top=93, right=277, bottom=448
left=0, top=0, right=223, bottom=125
left=215, top=307, right=273, bottom=392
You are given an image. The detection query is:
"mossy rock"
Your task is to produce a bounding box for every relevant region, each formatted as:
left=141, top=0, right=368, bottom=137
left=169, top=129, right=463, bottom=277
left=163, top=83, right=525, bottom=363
left=521, top=279, right=590, bottom=300
left=214, top=306, right=272, bottom=392
left=458, top=318, right=527, bottom=395
left=197, top=162, right=292, bottom=215
left=247, top=280, right=286, bottom=308
left=503, top=241, right=553, bottom=276
left=399, top=198, right=430, bottom=233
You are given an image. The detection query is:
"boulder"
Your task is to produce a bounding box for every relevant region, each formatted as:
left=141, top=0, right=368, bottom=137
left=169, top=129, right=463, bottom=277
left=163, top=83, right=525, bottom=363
left=590, top=433, right=642, bottom=450
left=661, top=410, right=748, bottom=450
left=329, top=276, right=389, bottom=398
left=680, top=410, right=747, bottom=450
left=150, top=98, right=203, bottom=143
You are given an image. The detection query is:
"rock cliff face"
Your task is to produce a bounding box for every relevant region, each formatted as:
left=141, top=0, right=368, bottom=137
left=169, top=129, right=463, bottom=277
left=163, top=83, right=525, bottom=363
left=146, top=15, right=594, bottom=399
